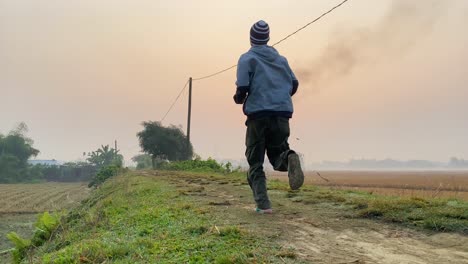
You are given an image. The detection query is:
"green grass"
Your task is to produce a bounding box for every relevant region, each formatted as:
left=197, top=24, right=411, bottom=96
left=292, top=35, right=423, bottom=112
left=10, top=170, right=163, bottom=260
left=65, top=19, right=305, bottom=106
left=26, top=173, right=284, bottom=263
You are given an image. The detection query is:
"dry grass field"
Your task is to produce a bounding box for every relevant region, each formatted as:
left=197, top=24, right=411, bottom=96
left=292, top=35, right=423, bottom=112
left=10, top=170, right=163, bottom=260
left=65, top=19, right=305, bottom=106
left=0, top=182, right=90, bottom=214
left=0, top=182, right=90, bottom=259
left=268, top=170, right=468, bottom=200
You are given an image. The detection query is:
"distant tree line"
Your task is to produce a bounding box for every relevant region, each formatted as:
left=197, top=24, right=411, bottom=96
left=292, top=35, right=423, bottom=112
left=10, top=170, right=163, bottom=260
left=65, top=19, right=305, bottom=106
left=0, top=123, right=124, bottom=183
left=32, top=162, right=98, bottom=182
left=1, top=120, right=195, bottom=183
left=449, top=157, right=468, bottom=168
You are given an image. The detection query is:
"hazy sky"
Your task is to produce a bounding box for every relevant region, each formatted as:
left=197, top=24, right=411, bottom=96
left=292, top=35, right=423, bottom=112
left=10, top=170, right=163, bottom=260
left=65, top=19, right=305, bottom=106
left=1, top=0, right=468, bottom=165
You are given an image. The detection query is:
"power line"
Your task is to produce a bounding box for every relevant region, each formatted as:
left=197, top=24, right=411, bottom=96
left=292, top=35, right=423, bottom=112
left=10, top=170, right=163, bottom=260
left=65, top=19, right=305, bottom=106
left=160, top=79, right=190, bottom=122
left=271, top=0, right=349, bottom=47
left=192, top=0, right=350, bottom=81
left=160, top=0, right=350, bottom=123
left=192, top=64, right=237, bottom=81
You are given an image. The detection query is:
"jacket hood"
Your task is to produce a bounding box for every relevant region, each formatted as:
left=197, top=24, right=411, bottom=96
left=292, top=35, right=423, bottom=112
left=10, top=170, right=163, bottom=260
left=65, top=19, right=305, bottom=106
left=249, top=45, right=279, bottom=62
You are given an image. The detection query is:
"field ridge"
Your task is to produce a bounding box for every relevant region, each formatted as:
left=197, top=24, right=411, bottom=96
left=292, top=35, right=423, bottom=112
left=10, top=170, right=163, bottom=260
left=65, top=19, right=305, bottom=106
left=9, top=171, right=468, bottom=263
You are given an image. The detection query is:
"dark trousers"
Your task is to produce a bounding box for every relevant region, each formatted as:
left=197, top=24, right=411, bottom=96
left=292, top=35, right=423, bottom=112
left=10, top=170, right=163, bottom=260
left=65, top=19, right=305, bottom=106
left=245, top=116, right=293, bottom=209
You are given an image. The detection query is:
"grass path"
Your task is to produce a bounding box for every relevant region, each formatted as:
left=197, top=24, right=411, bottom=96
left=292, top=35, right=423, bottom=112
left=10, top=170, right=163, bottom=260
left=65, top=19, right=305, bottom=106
left=159, top=171, right=468, bottom=263
left=25, top=171, right=468, bottom=263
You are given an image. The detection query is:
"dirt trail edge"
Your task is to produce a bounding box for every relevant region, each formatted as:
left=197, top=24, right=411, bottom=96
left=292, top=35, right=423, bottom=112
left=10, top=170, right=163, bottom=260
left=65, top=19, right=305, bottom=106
left=143, top=171, right=468, bottom=264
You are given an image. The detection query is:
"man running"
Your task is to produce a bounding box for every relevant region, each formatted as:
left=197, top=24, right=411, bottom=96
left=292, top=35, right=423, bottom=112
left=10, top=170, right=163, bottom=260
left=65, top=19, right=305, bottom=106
left=233, top=20, right=304, bottom=214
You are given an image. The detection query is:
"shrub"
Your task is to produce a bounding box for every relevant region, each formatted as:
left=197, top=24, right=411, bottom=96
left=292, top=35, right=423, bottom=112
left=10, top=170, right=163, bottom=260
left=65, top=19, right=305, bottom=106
left=160, top=157, right=239, bottom=173
left=88, top=165, right=121, bottom=188
left=6, top=232, right=31, bottom=263
left=7, top=212, right=61, bottom=263
left=32, top=212, right=61, bottom=245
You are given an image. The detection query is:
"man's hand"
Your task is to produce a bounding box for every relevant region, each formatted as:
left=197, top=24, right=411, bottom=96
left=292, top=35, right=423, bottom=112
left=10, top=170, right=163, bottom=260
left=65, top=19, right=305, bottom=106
left=233, top=92, right=247, bottom=104
left=291, top=80, right=299, bottom=96
left=233, top=86, right=249, bottom=104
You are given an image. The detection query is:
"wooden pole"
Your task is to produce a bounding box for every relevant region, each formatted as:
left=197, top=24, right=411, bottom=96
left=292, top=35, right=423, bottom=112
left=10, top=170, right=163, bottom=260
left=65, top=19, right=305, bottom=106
left=187, top=77, right=192, bottom=144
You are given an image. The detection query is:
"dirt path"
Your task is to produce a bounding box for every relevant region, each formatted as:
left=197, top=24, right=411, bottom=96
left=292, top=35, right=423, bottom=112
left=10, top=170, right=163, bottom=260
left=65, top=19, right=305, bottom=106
left=144, top=171, right=468, bottom=264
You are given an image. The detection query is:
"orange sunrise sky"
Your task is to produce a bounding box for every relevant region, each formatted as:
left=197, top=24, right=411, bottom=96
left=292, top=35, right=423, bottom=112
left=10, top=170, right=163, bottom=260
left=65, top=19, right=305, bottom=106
left=1, top=0, right=468, bottom=166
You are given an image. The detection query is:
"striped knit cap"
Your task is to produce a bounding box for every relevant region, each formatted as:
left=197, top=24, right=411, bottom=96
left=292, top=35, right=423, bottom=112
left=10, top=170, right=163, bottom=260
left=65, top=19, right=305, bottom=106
left=250, top=20, right=270, bottom=46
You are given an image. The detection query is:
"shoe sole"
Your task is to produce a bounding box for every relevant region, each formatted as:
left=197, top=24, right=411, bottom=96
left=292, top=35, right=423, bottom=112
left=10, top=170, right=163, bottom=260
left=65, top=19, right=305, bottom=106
left=255, top=208, right=273, bottom=214
left=288, top=153, right=304, bottom=190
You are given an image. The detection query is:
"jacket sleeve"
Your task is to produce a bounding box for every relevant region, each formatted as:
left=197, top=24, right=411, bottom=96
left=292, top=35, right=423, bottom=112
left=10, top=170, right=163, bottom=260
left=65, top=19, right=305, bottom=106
left=236, top=56, right=251, bottom=87
left=234, top=56, right=251, bottom=104
left=291, top=79, right=299, bottom=96
left=285, top=57, right=299, bottom=96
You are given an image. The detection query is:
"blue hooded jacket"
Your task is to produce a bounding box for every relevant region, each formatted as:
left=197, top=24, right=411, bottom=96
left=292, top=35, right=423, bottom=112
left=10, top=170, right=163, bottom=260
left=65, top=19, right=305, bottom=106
left=234, top=45, right=298, bottom=119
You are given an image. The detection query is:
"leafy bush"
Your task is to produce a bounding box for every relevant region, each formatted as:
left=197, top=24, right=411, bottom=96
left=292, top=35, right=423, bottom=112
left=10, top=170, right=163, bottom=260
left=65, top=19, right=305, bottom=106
left=88, top=165, right=121, bottom=188
left=32, top=212, right=61, bottom=245
left=6, top=232, right=31, bottom=263
left=7, top=212, right=61, bottom=263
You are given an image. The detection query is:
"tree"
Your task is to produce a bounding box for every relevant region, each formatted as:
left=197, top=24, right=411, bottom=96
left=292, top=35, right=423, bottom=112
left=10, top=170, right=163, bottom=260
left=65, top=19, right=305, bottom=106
left=0, top=123, right=39, bottom=167
left=0, top=123, right=40, bottom=183
left=86, top=145, right=123, bottom=168
left=137, top=121, right=193, bottom=167
left=0, top=154, right=21, bottom=183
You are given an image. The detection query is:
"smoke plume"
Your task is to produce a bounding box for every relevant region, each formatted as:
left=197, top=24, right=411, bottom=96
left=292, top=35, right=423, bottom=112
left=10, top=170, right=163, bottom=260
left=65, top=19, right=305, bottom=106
left=296, top=0, right=449, bottom=95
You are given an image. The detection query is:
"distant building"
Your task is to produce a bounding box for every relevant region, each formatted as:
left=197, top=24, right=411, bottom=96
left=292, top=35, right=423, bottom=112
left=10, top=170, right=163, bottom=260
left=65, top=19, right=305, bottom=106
left=28, top=159, right=63, bottom=166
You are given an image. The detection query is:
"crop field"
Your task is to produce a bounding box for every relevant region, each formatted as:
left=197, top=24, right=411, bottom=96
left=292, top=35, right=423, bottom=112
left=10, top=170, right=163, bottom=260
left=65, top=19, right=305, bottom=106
left=0, top=182, right=90, bottom=214
left=269, top=170, right=468, bottom=200
left=0, top=182, right=90, bottom=259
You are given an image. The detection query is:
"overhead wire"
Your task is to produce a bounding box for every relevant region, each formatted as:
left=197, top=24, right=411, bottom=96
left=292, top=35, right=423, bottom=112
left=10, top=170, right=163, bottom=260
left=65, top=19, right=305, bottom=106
left=192, top=0, right=350, bottom=81
left=160, top=0, right=350, bottom=122
left=270, top=0, right=349, bottom=47
left=192, top=64, right=237, bottom=81
left=160, top=79, right=190, bottom=122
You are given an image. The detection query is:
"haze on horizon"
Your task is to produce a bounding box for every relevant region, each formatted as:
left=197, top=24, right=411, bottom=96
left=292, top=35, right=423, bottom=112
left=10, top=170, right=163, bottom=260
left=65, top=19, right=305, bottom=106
left=1, top=0, right=468, bottom=166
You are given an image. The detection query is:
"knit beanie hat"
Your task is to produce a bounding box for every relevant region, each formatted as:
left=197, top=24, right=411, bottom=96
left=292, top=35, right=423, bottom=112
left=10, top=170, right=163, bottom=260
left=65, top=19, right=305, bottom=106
left=250, top=20, right=270, bottom=46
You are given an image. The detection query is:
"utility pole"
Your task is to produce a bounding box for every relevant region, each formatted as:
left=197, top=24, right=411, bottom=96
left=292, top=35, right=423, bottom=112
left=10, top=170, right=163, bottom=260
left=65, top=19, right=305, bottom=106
left=187, top=77, right=192, bottom=144
left=114, top=140, right=118, bottom=152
